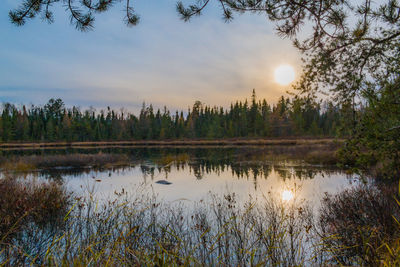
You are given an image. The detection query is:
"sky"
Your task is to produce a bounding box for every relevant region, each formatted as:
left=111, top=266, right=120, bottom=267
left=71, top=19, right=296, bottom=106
left=0, top=0, right=301, bottom=113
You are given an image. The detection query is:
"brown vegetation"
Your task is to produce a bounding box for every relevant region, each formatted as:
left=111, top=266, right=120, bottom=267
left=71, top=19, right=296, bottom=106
left=0, top=153, right=130, bottom=171
left=0, top=176, right=70, bottom=246
left=231, top=143, right=340, bottom=165
left=0, top=143, right=341, bottom=175
left=1, top=177, right=399, bottom=265
left=319, top=182, right=400, bottom=265
left=0, top=144, right=340, bottom=174
left=0, top=138, right=341, bottom=150
left=1, top=188, right=315, bottom=266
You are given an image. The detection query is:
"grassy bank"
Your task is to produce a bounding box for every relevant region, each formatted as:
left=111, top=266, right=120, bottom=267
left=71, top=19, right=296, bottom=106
left=0, top=138, right=340, bottom=150
left=0, top=153, right=131, bottom=172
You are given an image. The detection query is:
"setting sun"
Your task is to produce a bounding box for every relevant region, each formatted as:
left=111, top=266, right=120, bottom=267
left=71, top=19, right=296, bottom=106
left=274, top=65, right=296, bottom=86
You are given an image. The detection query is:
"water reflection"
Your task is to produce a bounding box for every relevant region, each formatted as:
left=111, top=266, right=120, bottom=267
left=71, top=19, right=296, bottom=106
left=48, top=163, right=353, bottom=208
left=33, top=159, right=341, bottom=188
left=2, top=147, right=356, bottom=206
left=282, top=190, right=294, bottom=202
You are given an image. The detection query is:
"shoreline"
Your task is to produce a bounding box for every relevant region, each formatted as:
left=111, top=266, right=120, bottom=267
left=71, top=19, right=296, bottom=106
left=0, top=138, right=341, bottom=150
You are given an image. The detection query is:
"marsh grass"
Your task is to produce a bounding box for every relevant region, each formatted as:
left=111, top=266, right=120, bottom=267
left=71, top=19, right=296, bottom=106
left=1, top=183, right=318, bottom=266
left=236, top=143, right=339, bottom=165
left=2, top=175, right=398, bottom=266
left=0, top=153, right=130, bottom=172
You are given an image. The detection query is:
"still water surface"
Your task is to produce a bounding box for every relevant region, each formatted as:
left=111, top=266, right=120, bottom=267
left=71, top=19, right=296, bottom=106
left=16, top=147, right=358, bottom=206
left=65, top=163, right=357, bottom=207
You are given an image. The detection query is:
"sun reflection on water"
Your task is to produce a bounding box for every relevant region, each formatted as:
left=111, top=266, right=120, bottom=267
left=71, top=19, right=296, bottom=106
left=281, top=190, right=294, bottom=202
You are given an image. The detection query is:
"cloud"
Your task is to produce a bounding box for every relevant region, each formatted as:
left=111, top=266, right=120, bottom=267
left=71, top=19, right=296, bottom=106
left=0, top=0, right=302, bottom=113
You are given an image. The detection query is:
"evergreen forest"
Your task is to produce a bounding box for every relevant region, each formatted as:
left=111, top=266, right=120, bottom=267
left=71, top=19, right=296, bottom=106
left=0, top=90, right=352, bottom=142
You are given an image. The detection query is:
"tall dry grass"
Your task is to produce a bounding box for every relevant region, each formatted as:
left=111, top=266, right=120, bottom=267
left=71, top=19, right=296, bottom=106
left=1, top=184, right=317, bottom=266
left=1, top=176, right=398, bottom=266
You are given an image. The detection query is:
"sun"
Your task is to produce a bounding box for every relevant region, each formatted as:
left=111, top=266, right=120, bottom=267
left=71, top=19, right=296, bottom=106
left=274, top=64, right=296, bottom=86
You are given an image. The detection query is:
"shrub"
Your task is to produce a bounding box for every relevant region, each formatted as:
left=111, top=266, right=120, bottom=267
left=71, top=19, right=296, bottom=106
left=318, top=182, right=400, bottom=265
left=0, top=175, right=70, bottom=263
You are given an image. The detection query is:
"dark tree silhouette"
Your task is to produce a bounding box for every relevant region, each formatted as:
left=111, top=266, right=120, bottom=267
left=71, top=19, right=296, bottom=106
left=9, top=0, right=140, bottom=31
left=0, top=92, right=347, bottom=142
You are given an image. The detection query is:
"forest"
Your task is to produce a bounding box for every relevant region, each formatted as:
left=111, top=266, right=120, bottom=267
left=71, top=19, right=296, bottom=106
left=0, top=90, right=353, bottom=142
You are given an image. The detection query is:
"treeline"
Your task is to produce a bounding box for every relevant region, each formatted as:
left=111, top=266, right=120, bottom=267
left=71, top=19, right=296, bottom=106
left=0, top=90, right=352, bottom=142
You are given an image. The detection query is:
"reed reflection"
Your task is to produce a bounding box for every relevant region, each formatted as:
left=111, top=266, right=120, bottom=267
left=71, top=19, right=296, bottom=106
left=3, top=147, right=351, bottom=205
left=34, top=158, right=342, bottom=189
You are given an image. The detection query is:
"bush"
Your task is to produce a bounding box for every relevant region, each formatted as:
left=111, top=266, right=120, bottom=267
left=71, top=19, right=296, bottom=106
left=0, top=175, right=70, bottom=263
left=318, top=182, right=400, bottom=265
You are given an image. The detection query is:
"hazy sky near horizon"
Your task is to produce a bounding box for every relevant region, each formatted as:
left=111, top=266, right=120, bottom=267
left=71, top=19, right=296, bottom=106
left=0, top=0, right=301, bottom=113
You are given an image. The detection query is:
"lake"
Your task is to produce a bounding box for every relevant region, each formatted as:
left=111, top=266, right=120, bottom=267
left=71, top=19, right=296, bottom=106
left=5, top=146, right=358, bottom=208
left=1, top=146, right=375, bottom=265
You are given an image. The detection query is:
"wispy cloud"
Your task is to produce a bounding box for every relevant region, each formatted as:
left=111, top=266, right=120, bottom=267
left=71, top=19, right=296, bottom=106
left=0, top=1, right=301, bottom=113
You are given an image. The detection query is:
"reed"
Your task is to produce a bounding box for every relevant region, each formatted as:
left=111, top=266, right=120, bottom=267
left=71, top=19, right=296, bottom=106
left=1, top=178, right=398, bottom=266
left=1, top=184, right=316, bottom=266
